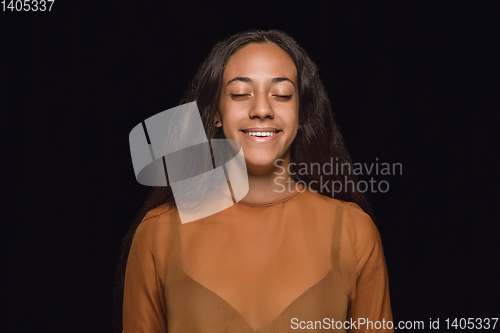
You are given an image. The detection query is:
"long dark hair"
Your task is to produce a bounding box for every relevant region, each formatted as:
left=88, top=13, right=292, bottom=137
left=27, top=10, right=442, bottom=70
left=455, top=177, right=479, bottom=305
left=113, top=29, right=374, bottom=332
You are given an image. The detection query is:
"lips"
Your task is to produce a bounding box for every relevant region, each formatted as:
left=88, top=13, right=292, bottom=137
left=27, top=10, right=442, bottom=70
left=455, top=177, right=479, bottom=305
left=241, top=127, right=281, bottom=133
left=240, top=128, right=282, bottom=142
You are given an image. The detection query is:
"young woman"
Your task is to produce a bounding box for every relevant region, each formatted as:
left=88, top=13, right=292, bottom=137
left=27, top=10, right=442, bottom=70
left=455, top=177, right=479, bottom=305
left=115, top=29, right=393, bottom=333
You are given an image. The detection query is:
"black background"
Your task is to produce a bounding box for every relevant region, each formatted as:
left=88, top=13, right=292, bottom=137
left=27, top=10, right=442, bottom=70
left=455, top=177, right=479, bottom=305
left=2, top=1, right=499, bottom=332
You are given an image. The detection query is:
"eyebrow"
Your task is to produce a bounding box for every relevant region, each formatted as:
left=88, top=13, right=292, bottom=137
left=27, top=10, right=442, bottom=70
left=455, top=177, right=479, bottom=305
left=226, top=76, right=296, bottom=87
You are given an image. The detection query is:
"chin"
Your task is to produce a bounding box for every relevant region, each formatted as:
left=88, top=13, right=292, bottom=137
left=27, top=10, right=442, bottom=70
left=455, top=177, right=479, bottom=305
left=244, top=155, right=280, bottom=170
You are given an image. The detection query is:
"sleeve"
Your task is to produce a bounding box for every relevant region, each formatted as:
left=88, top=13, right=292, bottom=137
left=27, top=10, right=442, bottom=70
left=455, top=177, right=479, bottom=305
left=346, top=204, right=393, bottom=332
left=122, top=221, right=168, bottom=333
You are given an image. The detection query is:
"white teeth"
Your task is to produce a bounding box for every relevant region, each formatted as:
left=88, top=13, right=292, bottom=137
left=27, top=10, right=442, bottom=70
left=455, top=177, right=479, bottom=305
left=245, top=131, right=278, bottom=137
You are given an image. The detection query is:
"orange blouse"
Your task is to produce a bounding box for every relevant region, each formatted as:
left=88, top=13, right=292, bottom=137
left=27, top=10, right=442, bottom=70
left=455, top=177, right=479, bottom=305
left=123, top=184, right=393, bottom=332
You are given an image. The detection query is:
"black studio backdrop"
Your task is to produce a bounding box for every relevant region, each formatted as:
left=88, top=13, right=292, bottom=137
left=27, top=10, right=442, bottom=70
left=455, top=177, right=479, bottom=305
left=2, top=1, right=499, bottom=332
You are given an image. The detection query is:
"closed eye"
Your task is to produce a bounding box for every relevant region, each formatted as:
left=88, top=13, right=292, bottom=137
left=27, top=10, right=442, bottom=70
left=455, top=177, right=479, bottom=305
left=230, top=94, right=251, bottom=100
left=230, top=94, right=292, bottom=100
left=274, top=95, right=293, bottom=100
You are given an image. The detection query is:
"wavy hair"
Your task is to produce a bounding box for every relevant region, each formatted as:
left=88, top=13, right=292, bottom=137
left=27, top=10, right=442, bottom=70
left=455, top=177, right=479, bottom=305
left=114, top=29, right=374, bottom=332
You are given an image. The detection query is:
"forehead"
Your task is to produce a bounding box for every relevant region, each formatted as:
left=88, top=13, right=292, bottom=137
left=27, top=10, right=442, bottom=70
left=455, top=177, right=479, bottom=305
left=223, top=43, right=297, bottom=81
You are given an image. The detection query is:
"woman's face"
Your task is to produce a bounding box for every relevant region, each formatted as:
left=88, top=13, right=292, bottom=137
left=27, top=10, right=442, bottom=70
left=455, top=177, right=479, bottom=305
left=217, top=42, right=300, bottom=175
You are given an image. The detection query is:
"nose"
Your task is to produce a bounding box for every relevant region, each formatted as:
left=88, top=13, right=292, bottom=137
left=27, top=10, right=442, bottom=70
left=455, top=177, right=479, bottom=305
left=249, top=92, right=274, bottom=120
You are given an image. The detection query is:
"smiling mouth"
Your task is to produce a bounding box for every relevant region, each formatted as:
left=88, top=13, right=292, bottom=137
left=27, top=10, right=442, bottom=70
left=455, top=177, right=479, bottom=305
left=240, top=130, right=282, bottom=137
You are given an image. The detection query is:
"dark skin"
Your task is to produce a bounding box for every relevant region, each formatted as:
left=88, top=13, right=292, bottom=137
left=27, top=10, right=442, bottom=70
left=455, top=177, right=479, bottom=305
left=216, top=42, right=302, bottom=203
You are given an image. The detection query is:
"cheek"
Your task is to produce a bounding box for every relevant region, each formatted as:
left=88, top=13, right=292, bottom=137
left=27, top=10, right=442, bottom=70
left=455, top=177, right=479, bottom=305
left=287, top=128, right=299, bottom=147
left=221, top=126, right=233, bottom=140
left=220, top=115, right=238, bottom=140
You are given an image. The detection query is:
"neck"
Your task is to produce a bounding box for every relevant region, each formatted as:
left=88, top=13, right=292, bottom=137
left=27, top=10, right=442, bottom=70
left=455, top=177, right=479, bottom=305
left=240, top=155, right=298, bottom=203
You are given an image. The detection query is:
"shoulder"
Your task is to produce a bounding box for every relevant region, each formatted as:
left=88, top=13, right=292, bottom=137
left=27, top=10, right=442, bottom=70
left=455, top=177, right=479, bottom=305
left=128, top=205, right=180, bottom=274
left=133, top=204, right=180, bottom=244
left=300, top=189, right=378, bottom=235
left=306, top=191, right=382, bottom=261
left=342, top=202, right=379, bottom=240
left=337, top=202, right=385, bottom=274
left=301, top=189, right=374, bottom=229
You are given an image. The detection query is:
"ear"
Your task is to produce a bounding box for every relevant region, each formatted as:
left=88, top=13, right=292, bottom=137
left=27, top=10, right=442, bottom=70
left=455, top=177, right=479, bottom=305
left=298, top=120, right=302, bottom=129
left=214, top=114, right=222, bottom=127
